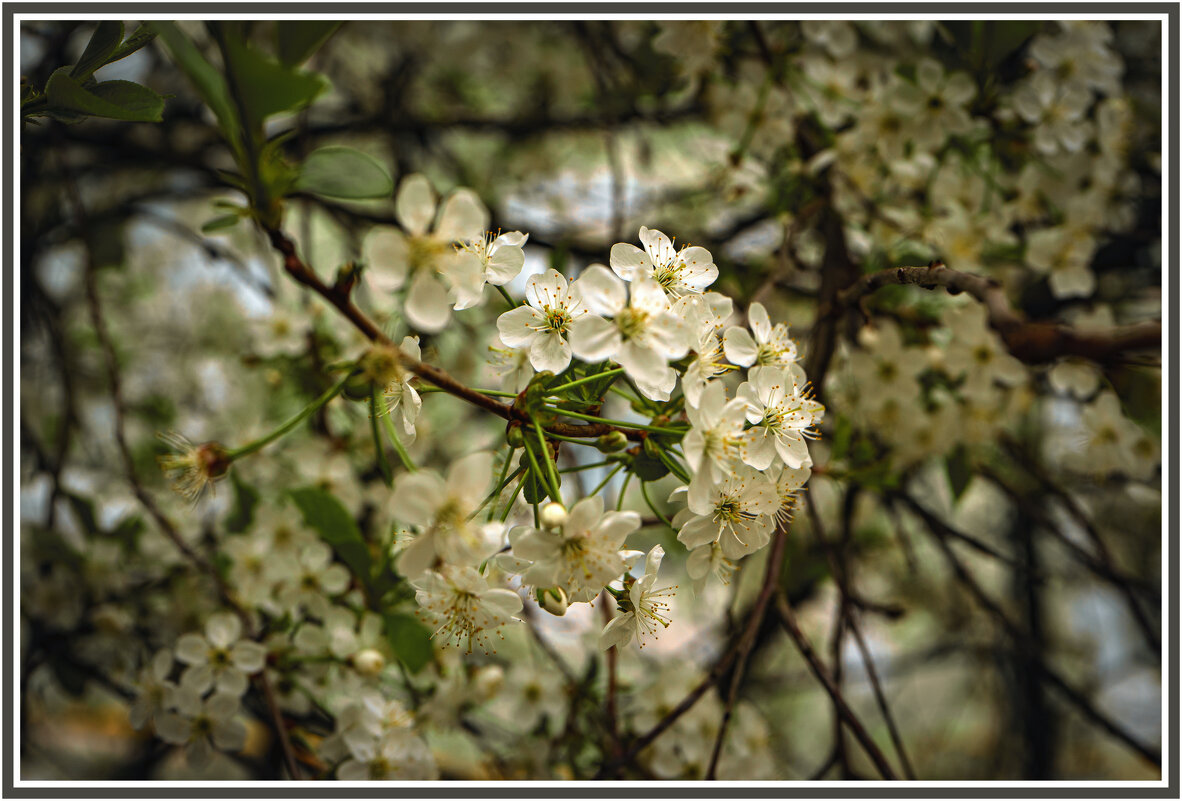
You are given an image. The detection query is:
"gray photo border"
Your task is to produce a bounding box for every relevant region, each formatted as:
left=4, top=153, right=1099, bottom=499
left=4, top=4, right=1177, bottom=797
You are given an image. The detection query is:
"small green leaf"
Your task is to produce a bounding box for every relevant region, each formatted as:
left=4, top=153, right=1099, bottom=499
left=105, top=24, right=157, bottom=66
left=294, top=146, right=393, bottom=200
left=522, top=467, right=547, bottom=505
left=201, top=214, right=241, bottom=233
left=632, top=450, right=669, bottom=482
left=384, top=613, right=434, bottom=673
left=45, top=68, right=165, bottom=122
left=71, top=21, right=124, bottom=79
left=289, top=487, right=372, bottom=591
left=947, top=445, right=972, bottom=502
left=276, top=21, right=343, bottom=66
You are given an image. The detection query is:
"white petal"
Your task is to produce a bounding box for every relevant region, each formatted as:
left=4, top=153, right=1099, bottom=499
left=436, top=189, right=489, bottom=242
left=362, top=228, right=409, bottom=293
left=404, top=272, right=452, bottom=333
left=205, top=613, right=241, bottom=650
left=497, top=305, right=543, bottom=348
left=175, top=634, right=209, bottom=666
left=395, top=174, right=436, bottom=237
left=576, top=264, right=627, bottom=315
left=723, top=327, right=758, bottom=367
left=231, top=641, right=267, bottom=674
left=486, top=246, right=525, bottom=285
left=530, top=331, right=572, bottom=373
left=569, top=316, right=622, bottom=363
left=609, top=243, right=651, bottom=281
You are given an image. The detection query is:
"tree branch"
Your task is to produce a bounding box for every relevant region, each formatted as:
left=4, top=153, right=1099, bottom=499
left=836, top=262, right=1160, bottom=365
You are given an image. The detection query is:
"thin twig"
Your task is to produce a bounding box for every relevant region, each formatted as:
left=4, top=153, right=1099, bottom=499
left=597, top=527, right=789, bottom=779
left=773, top=592, right=899, bottom=780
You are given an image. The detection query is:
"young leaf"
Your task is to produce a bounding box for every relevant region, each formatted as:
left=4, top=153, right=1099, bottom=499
left=70, top=21, right=124, bottom=80
left=104, top=24, right=157, bottom=66
left=45, top=68, right=165, bottom=123
left=276, top=21, right=343, bottom=67
left=294, top=146, right=393, bottom=200
left=201, top=214, right=241, bottom=233
left=220, top=33, right=329, bottom=127
left=151, top=22, right=240, bottom=143
left=289, top=487, right=373, bottom=592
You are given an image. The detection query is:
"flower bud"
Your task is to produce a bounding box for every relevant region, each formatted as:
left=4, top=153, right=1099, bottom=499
left=472, top=664, right=504, bottom=700
left=540, top=502, right=568, bottom=530
left=537, top=586, right=569, bottom=616
left=506, top=424, right=526, bottom=448
left=343, top=372, right=376, bottom=402
left=595, top=431, right=628, bottom=453
left=352, top=648, right=386, bottom=677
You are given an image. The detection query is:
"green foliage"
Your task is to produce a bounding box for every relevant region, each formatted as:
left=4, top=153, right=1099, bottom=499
left=224, top=472, right=261, bottom=534
left=43, top=67, right=164, bottom=123
left=151, top=22, right=240, bottom=143
left=25, top=23, right=163, bottom=124
left=946, top=445, right=973, bottom=502
left=276, top=21, right=343, bottom=67
left=295, top=146, right=394, bottom=200
left=383, top=613, right=434, bottom=673
left=218, top=30, right=329, bottom=129
left=289, top=486, right=373, bottom=594
left=70, top=21, right=124, bottom=80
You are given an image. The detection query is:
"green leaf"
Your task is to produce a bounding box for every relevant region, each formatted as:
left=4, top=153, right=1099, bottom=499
left=71, top=22, right=124, bottom=79
left=294, top=146, right=393, bottom=200
left=151, top=22, right=240, bottom=142
left=522, top=467, right=547, bottom=505
left=384, top=613, right=434, bottom=673
left=289, top=487, right=372, bottom=591
left=221, top=33, right=329, bottom=127
left=947, top=445, right=972, bottom=502
left=276, top=21, right=343, bottom=66
left=224, top=471, right=260, bottom=533
left=631, top=450, right=669, bottom=482
left=45, top=68, right=164, bottom=122
left=105, top=24, right=157, bottom=66
left=201, top=214, right=241, bottom=233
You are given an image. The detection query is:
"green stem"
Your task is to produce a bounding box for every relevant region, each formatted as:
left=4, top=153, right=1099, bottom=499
left=546, top=367, right=625, bottom=396
left=227, top=372, right=351, bottom=460
left=560, top=460, right=611, bottom=474
left=496, top=285, right=519, bottom=308
left=617, top=472, right=633, bottom=511
left=640, top=482, right=674, bottom=530
left=370, top=388, right=393, bottom=487
left=530, top=417, right=563, bottom=502
left=521, top=437, right=555, bottom=503
left=653, top=444, right=692, bottom=484
left=381, top=411, right=417, bottom=472
left=589, top=463, right=624, bottom=497
left=500, top=474, right=527, bottom=521
left=476, top=465, right=524, bottom=521
left=541, top=406, right=686, bottom=436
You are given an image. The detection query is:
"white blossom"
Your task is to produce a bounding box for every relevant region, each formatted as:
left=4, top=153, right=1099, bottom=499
left=568, top=266, right=688, bottom=401
left=609, top=226, right=718, bottom=299
left=174, top=612, right=267, bottom=697
left=496, top=269, right=587, bottom=374
left=413, top=565, right=523, bottom=652
left=599, top=546, right=676, bottom=650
